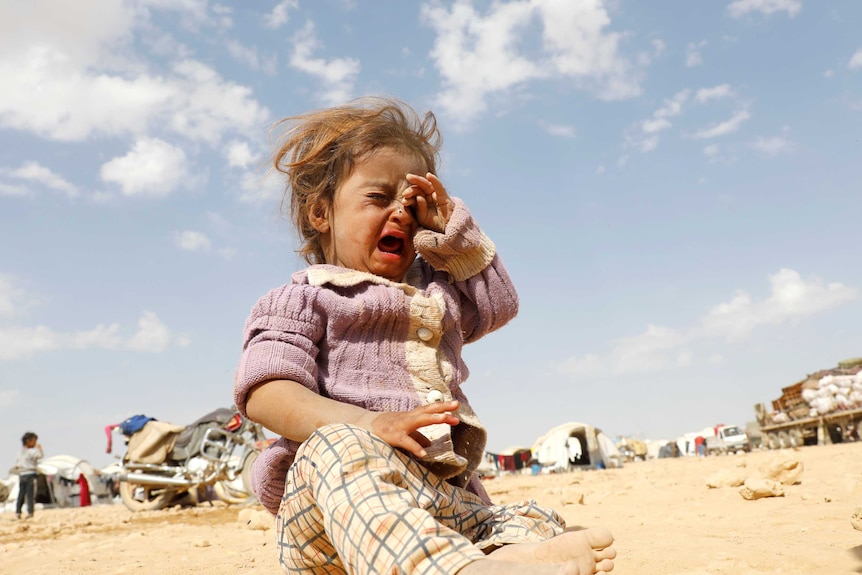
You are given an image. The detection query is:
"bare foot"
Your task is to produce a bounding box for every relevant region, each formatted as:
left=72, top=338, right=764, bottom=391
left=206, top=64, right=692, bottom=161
left=487, top=526, right=616, bottom=574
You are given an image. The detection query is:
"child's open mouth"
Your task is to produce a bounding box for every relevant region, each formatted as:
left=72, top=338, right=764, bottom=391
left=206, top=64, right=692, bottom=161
left=378, top=235, right=403, bottom=255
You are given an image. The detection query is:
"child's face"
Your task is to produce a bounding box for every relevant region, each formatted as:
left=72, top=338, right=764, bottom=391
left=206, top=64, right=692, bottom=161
left=25, top=437, right=37, bottom=448
left=321, top=147, right=424, bottom=281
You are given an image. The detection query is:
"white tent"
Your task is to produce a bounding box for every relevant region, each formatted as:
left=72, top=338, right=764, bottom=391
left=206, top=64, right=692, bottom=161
left=531, top=422, right=623, bottom=472
left=1, top=455, right=113, bottom=512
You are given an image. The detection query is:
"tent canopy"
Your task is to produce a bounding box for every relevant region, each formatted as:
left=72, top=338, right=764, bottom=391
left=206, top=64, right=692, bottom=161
left=2, top=454, right=113, bottom=510
left=531, top=422, right=623, bottom=471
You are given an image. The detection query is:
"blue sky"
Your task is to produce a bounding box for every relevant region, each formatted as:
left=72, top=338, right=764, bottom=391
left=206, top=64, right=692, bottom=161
left=1, top=0, right=860, bottom=471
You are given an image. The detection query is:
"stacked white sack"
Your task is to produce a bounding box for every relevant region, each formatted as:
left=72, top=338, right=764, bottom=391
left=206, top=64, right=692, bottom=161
left=804, top=373, right=862, bottom=417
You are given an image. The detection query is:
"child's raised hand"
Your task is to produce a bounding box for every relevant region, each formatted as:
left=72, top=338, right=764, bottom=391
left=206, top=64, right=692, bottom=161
left=402, top=172, right=452, bottom=233
left=358, top=400, right=460, bottom=458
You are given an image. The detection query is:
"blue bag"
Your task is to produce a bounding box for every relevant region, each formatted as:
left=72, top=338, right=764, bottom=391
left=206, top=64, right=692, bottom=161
left=119, top=414, right=155, bottom=436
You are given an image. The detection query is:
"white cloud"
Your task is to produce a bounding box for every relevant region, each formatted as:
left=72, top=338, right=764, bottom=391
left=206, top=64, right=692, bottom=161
left=0, top=47, right=171, bottom=142
left=225, top=140, right=259, bottom=169
left=691, top=109, right=750, bottom=139
left=209, top=3, right=234, bottom=29
left=695, top=84, right=734, bottom=103
left=0, top=49, right=269, bottom=143
left=225, top=40, right=278, bottom=75
left=849, top=49, right=862, bottom=70
left=175, top=230, right=211, bottom=252
left=264, top=0, right=298, bottom=29
left=728, top=0, right=802, bottom=18
left=556, top=352, right=602, bottom=377
left=238, top=166, right=283, bottom=204
left=0, top=323, right=122, bottom=360
left=0, top=2, right=270, bottom=145
left=421, top=1, right=540, bottom=123
left=136, top=0, right=228, bottom=31
left=703, top=144, right=731, bottom=164
left=70, top=323, right=123, bottom=350
left=535, top=0, right=642, bottom=100
left=634, top=136, right=659, bottom=153
left=686, top=41, right=706, bottom=68
left=289, top=22, right=359, bottom=106
left=750, top=135, right=794, bottom=156
left=652, top=39, right=667, bottom=57
left=0, top=303, right=186, bottom=360
left=216, top=247, right=237, bottom=260
left=0, top=275, right=29, bottom=317
left=421, top=0, right=641, bottom=124
left=126, top=311, right=173, bottom=352
left=626, top=89, right=689, bottom=152
left=642, top=118, right=671, bottom=134
left=557, top=324, right=688, bottom=376
left=541, top=122, right=576, bottom=138
left=0, top=325, right=59, bottom=360
left=701, top=269, right=857, bottom=341
left=100, top=138, right=190, bottom=197
left=0, top=182, right=28, bottom=197
left=0, top=161, right=78, bottom=197
left=226, top=40, right=260, bottom=69
left=555, top=269, right=857, bottom=377
left=167, top=59, right=271, bottom=141
left=654, top=90, right=690, bottom=119
left=0, top=1, right=135, bottom=67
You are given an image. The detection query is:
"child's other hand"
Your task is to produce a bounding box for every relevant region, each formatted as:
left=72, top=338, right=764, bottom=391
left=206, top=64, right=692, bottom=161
left=359, top=400, right=460, bottom=458
left=402, top=172, right=452, bottom=233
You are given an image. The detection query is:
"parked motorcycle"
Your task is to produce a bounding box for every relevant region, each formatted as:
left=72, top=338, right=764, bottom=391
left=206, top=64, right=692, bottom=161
left=111, top=407, right=267, bottom=512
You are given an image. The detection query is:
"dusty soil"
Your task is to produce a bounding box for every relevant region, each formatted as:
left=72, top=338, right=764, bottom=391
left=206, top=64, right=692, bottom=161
left=3, top=442, right=861, bottom=574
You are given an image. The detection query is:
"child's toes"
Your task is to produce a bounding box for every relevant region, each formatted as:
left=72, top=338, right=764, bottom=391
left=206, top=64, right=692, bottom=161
left=584, top=526, right=614, bottom=550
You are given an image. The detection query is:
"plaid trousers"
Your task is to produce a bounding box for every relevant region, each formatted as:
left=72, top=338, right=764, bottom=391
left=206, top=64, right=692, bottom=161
left=276, top=423, right=565, bottom=575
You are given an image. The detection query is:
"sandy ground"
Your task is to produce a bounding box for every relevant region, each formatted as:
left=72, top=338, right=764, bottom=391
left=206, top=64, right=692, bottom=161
left=2, top=441, right=861, bottom=574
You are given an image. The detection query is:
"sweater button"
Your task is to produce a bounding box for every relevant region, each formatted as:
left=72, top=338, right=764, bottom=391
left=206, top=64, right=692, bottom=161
left=417, top=327, right=433, bottom=341
left=427, top=389, right=444, bottom=403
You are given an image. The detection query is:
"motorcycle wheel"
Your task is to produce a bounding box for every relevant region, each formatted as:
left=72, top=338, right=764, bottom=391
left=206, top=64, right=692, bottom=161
left=119, top=480, right=177, bottom=512
left=213, top=479, right=249, bottom=505
left=241, top=450, right=259, bottom=495
left=213, top=451, right=260, bottom=505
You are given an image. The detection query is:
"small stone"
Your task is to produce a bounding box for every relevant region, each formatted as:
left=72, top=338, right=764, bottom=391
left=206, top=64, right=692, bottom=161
left=760, top=456, right=804, bottom=485
left=706, top=468, right=746, bottom=489
left=851, top=506, right=862, bottom=531
left=739, top=477, right=785, bottom=500
left=239, top=508, right=273, bottom=531
left=561, top=488, right=585, bottom=505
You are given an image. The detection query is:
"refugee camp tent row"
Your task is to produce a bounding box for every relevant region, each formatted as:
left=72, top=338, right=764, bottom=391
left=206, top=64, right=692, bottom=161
left=1, top=455, right=115, bottom=512
left=482, top=447, right=533, bottom=475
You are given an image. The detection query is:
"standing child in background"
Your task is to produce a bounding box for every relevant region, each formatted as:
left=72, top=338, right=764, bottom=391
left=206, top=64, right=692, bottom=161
left=15, top=432, right=43, bottom=519
left=234, top=97, right=616, bottom=575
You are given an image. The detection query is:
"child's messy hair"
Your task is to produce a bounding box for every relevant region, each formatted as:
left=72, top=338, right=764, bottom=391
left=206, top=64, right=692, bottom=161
left=272, top=97, right=442, bottom=264
left=21, top=432, right=37, bottom=445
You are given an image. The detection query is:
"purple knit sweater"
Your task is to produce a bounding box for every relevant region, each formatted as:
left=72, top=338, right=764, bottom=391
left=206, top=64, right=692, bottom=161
left=233, top=198, right=519, bottom=515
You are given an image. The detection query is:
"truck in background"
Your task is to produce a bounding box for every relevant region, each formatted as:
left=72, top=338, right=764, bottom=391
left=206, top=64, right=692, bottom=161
left=755, top=357, right=862, bottom=449
left=705, top=424, right=751, bottom=455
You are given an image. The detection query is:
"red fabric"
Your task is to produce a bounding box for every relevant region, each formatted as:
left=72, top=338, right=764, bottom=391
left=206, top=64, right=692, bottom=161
left=77, top=474, right=91, bottom=507
left=105, top=424, right=118, bottom=453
